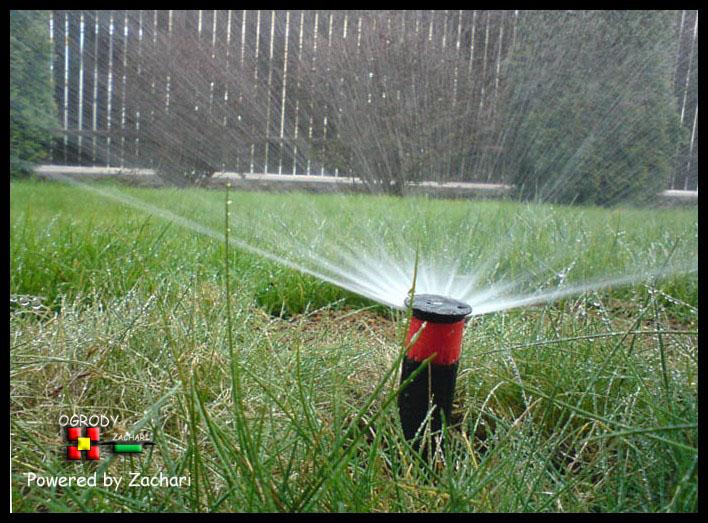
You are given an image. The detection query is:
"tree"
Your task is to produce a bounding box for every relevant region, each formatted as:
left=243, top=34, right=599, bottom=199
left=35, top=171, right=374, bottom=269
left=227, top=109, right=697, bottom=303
left=10, top=10, right=58, bottom=177
left=499, top=11, right=685, bottom=206
left=292, top=11, right=496, bottom=195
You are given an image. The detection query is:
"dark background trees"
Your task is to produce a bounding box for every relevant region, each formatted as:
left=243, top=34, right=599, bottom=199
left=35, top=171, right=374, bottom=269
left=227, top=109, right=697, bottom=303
left=10, top=11, right=58, bottom=177
left=499, top=11, right=685, bottom=206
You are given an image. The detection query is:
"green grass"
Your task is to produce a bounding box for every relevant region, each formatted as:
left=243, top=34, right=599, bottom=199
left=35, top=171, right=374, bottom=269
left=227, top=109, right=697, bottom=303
left=10, top=179, right=697, bottom=512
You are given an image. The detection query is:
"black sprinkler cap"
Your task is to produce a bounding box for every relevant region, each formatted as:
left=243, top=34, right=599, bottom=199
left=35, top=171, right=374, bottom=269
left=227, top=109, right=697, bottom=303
left=404, top=294, right=472, bottom=323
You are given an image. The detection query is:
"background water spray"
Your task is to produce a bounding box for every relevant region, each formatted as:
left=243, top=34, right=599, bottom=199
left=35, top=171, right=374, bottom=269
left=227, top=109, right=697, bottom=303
left=10, top=10, right=699, bottom=313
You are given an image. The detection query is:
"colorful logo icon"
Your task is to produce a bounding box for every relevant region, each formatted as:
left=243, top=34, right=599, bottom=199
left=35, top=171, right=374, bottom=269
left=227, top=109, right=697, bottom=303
left=65, top=426, right=155, bottom=461
left=66, top=427, right=100, bottom=461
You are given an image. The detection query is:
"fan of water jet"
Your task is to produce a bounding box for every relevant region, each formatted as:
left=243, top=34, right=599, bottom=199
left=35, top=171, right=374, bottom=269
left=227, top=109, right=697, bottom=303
left=47, top=174, right=696, bottom=316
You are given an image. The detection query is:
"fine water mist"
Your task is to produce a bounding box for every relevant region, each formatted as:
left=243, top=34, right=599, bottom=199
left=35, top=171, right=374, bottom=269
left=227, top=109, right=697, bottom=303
left=11, top=10, right=698, bottom=315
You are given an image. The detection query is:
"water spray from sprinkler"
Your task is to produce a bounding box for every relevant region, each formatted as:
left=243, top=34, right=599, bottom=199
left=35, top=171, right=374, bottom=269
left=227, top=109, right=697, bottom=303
left=398, top=294, right=472, bottom=455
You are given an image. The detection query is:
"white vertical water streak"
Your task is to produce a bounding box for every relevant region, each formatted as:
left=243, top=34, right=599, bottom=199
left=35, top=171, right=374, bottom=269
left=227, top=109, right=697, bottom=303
left=452, top=10, right=462, bottom=108
left=428, top=10, right=434, bottom=42
left=321, top=12, right=334, bottom=175
left=492, top=12, right=504, bottom=120
left=134, top=11, right=143, bottom=162
left=306, top=11, right=319, bottom=175
left=292, top=11, right=305, bottom=174
left=240, top=10, right=246, bottom=68
left=239, top=10, right=247, bottom=172
left=105, top=12, right=114, bottom=165
left=223, top=10, right=232, bottom=130
left=672, top=11, right=697, bottom=190
left=278, top=11, right=291, bottom=175
left=48, top=12, right=54, bottom=163
left=467, top=10, right=476, bottom=77
left=120, top=12, right=129, bottom=167
left=263, top=10, right=276, bottom=173
left=441, top=9, right=448, bottom=49
left=208, top=10, right=217, bottom=118
left=250, top=10, right=261, bottom=174
left=684, top=103, right=698, bottom=191
left=478, top=12, right=490, bottom=115
left=91, top=12, right=99, bottom=164
left=211, top=10, right=217, bottom=58
left=679, top=13, right=697, bottom=124
left=63, top=13, right=69, bottom=160
left=460, top=10, right=477, bottom=182
left=148, top=10, right=157, bottom=163
left=77, top=14, right=85, bottom=160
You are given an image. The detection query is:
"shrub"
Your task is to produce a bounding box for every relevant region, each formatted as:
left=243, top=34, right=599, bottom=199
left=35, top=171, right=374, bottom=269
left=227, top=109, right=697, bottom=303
left=500, top=11, right=685, bottom=206
left=10, top=10, right=57, bottom=177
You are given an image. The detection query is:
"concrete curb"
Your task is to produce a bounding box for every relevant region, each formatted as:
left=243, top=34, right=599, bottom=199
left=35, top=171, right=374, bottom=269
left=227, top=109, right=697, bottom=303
left=31, top=165, right=697, bottom=204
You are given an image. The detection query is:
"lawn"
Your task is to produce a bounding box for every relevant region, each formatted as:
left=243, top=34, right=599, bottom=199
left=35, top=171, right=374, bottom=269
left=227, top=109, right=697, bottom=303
left=10, top=179, right=698, bottom=512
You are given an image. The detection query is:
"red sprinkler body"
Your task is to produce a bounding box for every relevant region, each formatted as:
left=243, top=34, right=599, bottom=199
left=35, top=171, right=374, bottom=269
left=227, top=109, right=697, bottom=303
left=398, top=294, right=472, bottom=452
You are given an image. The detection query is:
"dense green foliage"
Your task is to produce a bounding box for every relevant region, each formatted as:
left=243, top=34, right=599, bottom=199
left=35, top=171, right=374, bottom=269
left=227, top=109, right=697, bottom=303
left=502, top=11, right=685, bottom=206
left=10, top=11, right=57, bottom=177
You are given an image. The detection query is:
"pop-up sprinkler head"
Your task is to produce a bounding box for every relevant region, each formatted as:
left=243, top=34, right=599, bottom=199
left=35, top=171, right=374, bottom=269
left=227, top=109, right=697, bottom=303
left=398, top=294, right=472, bottom=454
